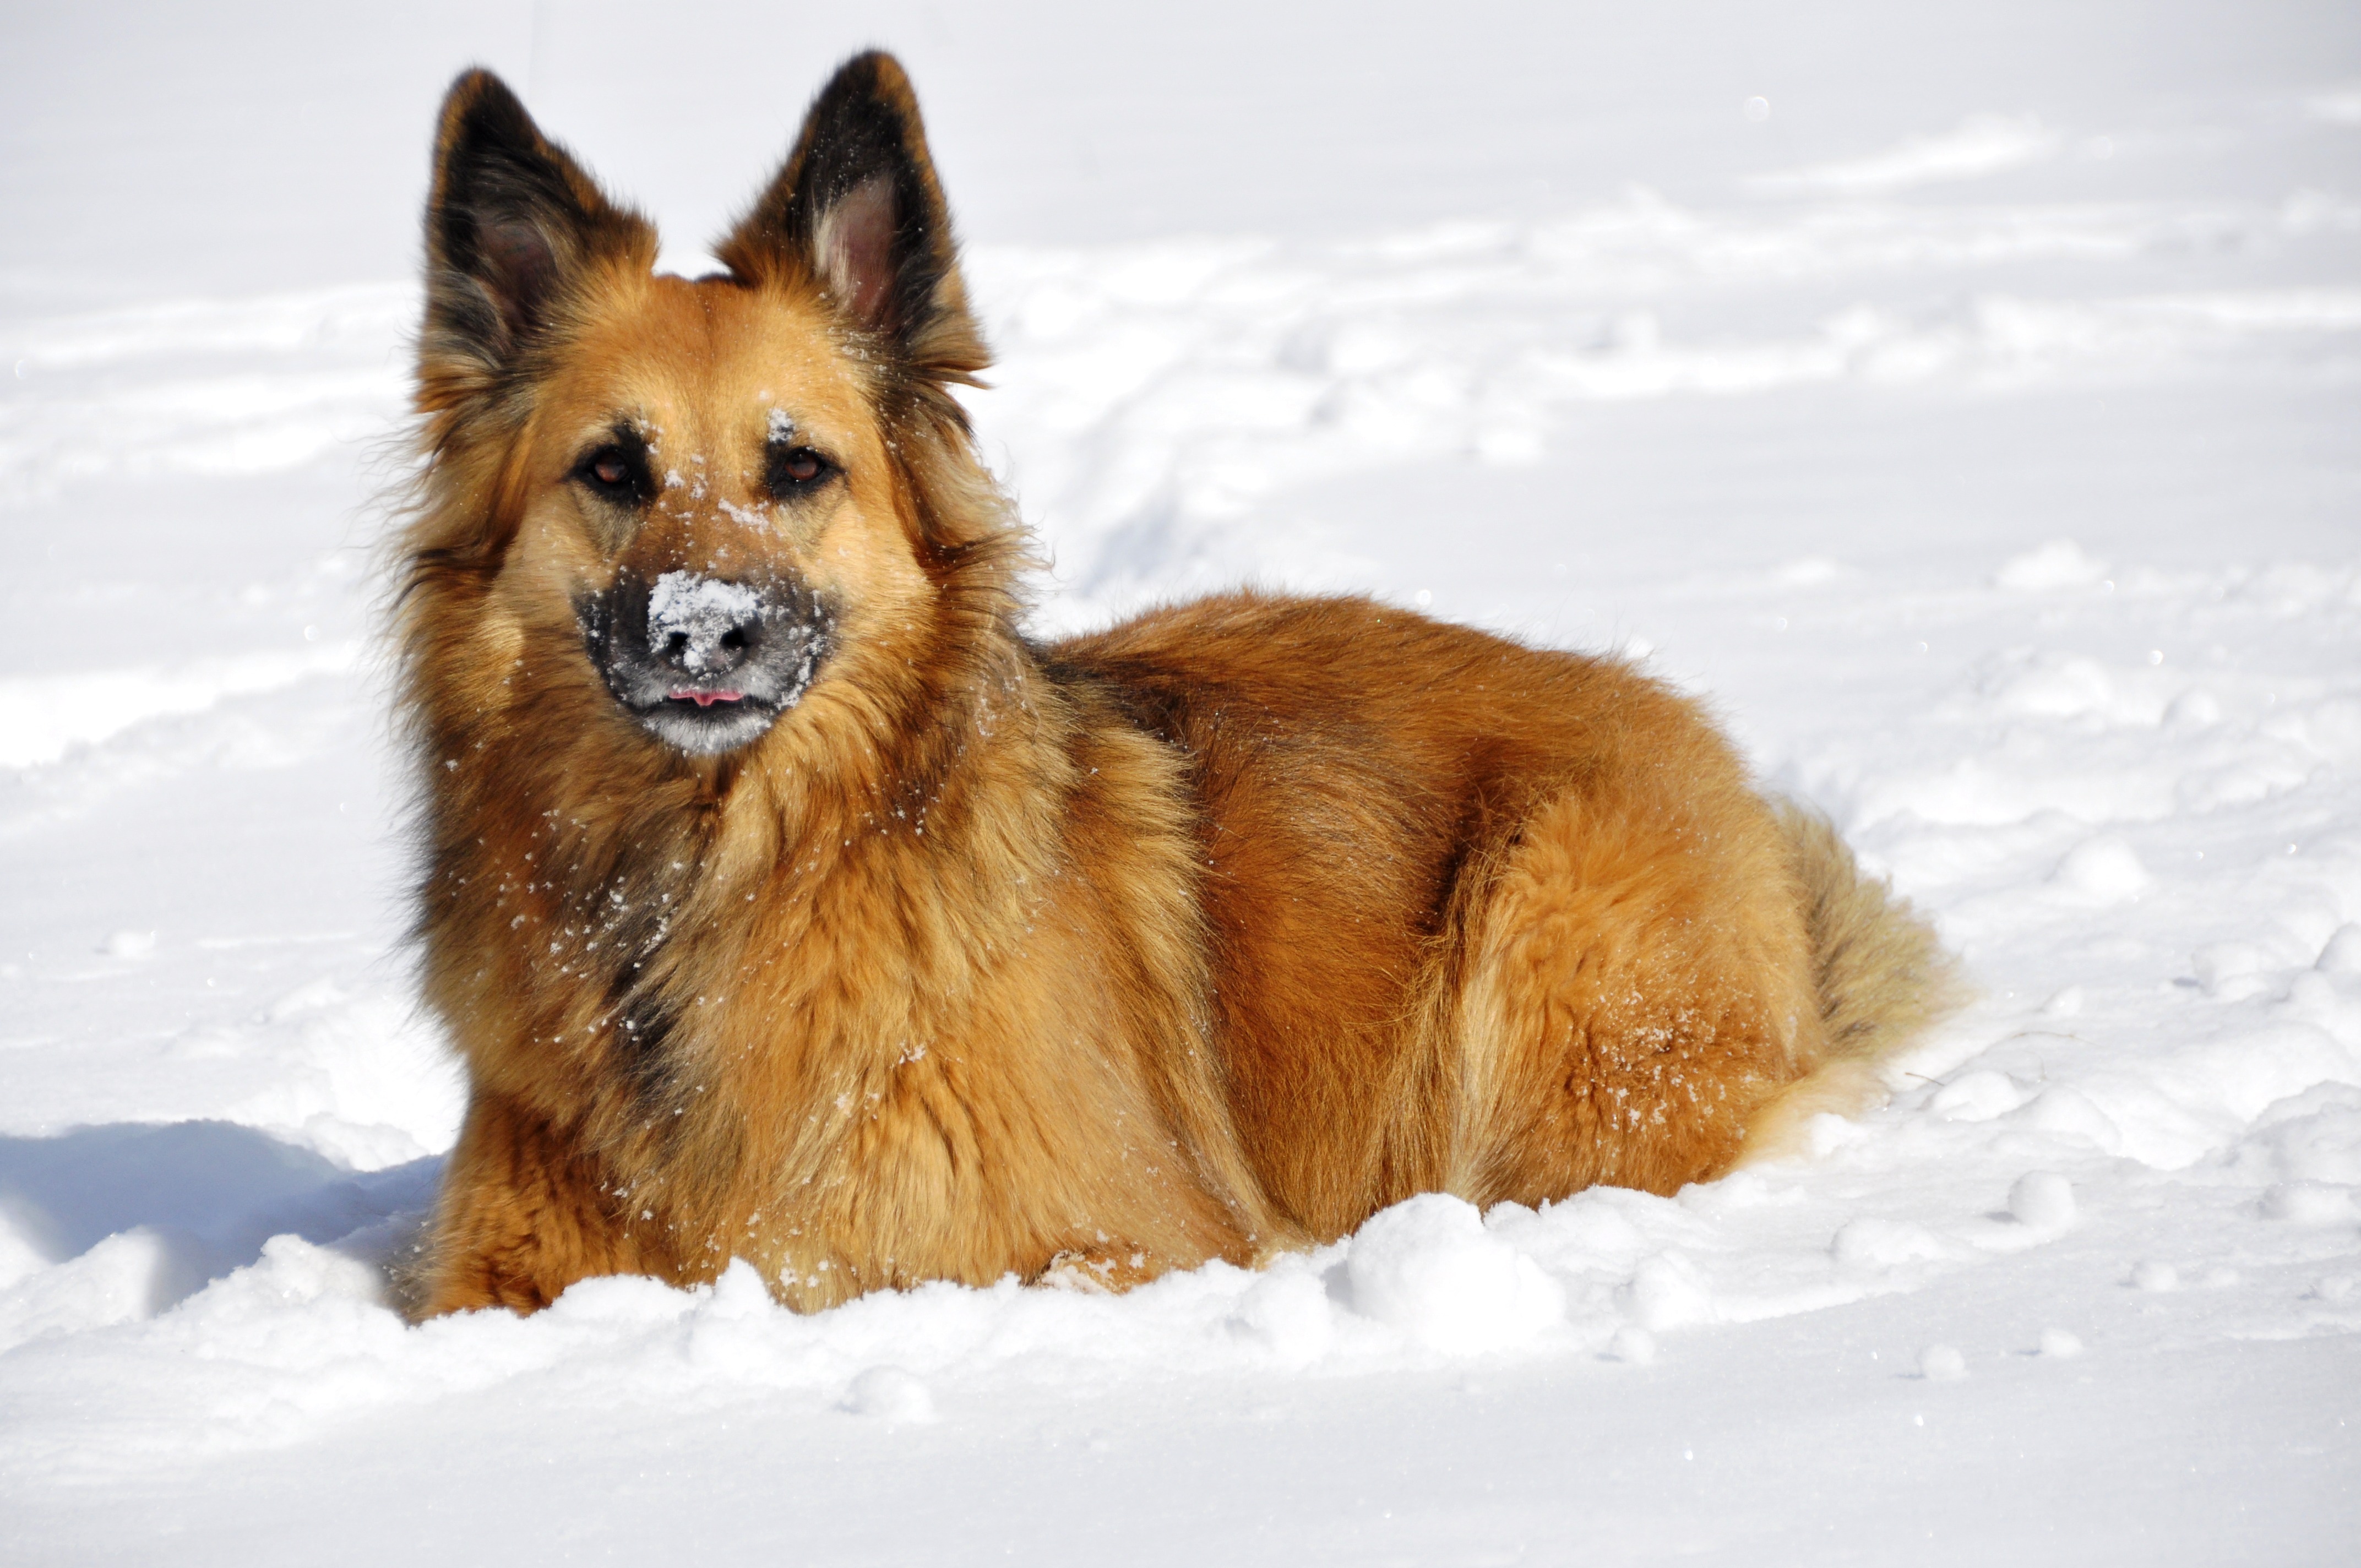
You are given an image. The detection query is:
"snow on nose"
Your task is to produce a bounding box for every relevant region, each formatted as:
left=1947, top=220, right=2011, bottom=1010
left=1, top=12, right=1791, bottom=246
left=647, top=570, right=760, bottom=674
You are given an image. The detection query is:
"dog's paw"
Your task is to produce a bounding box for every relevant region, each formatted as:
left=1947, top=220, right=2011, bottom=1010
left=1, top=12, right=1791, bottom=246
left=1038, top=1244, right=1156, bottom=1293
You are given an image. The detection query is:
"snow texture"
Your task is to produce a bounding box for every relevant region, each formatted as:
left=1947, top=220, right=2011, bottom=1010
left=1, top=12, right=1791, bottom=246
left=645, top=569, right=759, bottom=666
left=2, top=2, right=2358, bottom=1563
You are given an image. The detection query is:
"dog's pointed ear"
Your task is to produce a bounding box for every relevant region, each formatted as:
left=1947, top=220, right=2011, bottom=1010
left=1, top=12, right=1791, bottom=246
left=717, top=52, right=986, bottom=382
left=421, top=69, right=653, bottom=392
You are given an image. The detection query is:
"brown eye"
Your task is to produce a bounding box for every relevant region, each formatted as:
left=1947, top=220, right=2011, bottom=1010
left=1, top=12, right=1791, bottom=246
left=575, top=438, right=648, bottom=502
left=765, top=443, right=836, bottom=499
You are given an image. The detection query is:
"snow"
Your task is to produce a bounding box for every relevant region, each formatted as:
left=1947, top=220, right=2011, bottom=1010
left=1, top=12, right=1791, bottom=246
left=4, top=2, right=2359, bottom=1562
left=1742, top=113, right=2066, bottom=198
left=2006, top=1170, right=2078, bottom=1231
left=1917, top=1343, right=1970, bottom=1382
left=1342, top=1195, right=1568, bottom=1355
left=645, top=569, right=760, bottom=654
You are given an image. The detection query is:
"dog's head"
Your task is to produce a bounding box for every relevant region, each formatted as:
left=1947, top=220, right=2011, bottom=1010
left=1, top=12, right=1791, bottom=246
left=407, top=53, right=1005, bottom=763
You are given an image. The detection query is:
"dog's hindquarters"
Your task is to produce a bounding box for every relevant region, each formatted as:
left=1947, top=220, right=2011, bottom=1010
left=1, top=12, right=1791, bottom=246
left=1733, top=803, right=1965, bottom=1163
left=1059, top=596, right=1960, bottom=1229
left=1443, top=754, right=1829, bottom=1208
left=1440, top=782, right=1960, bottom=1204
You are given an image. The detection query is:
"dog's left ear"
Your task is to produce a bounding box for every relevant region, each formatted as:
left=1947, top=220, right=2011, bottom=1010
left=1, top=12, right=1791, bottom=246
left=718, top=52, right=987, bottom=384
left=421, top=70, right=655, bottom=408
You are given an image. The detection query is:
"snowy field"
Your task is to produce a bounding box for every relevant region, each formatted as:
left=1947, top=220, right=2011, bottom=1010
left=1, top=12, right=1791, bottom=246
left=4, top=2, right=2359, bottom=1561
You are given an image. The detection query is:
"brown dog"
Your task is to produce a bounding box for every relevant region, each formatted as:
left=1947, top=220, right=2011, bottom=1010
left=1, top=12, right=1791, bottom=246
left=395, top=53, right=1956, bottom=1317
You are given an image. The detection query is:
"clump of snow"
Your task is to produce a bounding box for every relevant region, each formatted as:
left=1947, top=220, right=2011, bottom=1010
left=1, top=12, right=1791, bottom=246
left=2050, top=835, right=2150, bottom=902
left=844, top=1365, right=937, bottom=1423
left=1227, top=1263, right=1336, bottom=1364
left=2040, top=986, right=2085, bottom=1018
left=646, top=571, right=760, bottom=654
left=1617, top=1250, right=1716, bottom=1331
left=1343, top=1194, right=1565, bottom=1353
left=1917, top=1343, right=1970, bottom=1381
left=2007, top=1171, right=2078, bottom=1230
left=2038, top=1327, right=2085, bottom=1359
left=101, top=928, right=155, bottom=960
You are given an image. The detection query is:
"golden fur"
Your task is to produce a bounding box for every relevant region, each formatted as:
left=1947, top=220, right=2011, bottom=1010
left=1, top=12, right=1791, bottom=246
left=395, top=53, right=1959, bottom=1318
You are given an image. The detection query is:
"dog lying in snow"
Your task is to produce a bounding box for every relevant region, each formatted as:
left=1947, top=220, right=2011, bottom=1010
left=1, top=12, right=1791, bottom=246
left=394, top=52, right=1956, bottom=1316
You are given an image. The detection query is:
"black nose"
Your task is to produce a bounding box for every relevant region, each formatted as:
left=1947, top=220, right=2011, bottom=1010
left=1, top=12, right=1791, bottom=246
left=646, top=571, right=763, bottom=678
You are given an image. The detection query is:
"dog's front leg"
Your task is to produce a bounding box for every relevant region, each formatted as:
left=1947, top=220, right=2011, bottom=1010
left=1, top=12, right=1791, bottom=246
left=406, top=1092, right=651, bottom=1319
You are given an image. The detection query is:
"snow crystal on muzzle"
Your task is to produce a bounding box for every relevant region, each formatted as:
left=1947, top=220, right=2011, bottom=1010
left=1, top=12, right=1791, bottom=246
left=646, top=571, right=761, bottom=653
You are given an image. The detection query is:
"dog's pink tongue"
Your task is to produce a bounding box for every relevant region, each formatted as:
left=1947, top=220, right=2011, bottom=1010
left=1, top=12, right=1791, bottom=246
left=671, top=689, right=743, bottom=707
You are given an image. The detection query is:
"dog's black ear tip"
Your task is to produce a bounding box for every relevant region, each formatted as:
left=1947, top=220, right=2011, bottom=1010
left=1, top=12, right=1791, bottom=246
left=441, top=66, right=520, bottom=114
left=434, top=67, right=538, bottom=161
left=831, top=49, right=912, bottom=92
left=813, top=50, right=928, bottom=133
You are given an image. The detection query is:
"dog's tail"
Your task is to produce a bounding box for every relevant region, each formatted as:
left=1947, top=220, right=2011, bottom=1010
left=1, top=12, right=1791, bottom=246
left=1742, top=802, right=1967, bottom=1162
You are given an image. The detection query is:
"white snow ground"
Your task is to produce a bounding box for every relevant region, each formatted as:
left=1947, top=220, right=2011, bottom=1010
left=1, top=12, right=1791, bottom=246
left=3, top=3, right=2359, bottom=1562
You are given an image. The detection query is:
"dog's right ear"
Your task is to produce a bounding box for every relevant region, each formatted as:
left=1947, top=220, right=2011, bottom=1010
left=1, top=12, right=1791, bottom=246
left=420, top=70, right=653, bottom=406
left=716, top=53, right=987, bottom=389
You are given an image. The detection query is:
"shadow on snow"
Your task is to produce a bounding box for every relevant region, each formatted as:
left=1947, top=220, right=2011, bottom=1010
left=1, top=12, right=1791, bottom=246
left=0, top=1121, right=439, bottom=1313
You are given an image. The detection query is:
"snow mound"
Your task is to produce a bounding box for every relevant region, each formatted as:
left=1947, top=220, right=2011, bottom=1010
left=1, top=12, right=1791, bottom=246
left=1343, top=1194, right=1566, bottom=1353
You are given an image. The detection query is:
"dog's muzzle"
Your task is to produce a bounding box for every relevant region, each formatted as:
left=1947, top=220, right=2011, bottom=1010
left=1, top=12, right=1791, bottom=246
left=576, top=569, right=834, bottom=755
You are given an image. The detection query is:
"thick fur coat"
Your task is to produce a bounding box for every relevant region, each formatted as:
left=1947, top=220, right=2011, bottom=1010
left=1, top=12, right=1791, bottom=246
left=395, top=53, right=1957, bottom=1317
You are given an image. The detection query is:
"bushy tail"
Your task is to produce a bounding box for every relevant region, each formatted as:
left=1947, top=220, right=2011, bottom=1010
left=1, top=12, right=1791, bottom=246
left=1779, top=802, right=1963, bottom=1065
left=1741, top=802, right=1967, bottom=1162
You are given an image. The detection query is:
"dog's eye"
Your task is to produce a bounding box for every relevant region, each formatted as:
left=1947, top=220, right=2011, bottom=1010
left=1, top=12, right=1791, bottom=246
left=574, top=442, right=649, bottom=503
left=766, top=445, right=837, bottom=499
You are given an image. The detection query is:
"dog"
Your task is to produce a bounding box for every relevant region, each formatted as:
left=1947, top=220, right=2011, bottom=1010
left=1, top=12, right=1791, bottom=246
left=395, top=52, right=1956, bottom=1317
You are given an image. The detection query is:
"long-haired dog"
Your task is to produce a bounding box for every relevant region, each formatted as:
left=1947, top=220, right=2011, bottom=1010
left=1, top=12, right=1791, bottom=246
left=395, top=53, right=1956, bottom=1316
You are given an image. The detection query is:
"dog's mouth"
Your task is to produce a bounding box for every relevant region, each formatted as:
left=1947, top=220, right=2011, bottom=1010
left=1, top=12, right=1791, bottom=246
left=631, top=686, right=785, bottom=755
left=576, top=571, right=834, bottom=756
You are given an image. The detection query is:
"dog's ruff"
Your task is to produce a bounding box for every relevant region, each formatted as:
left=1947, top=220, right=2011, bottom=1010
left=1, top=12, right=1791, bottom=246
left=394, top=52, right=1959, bottom=1317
